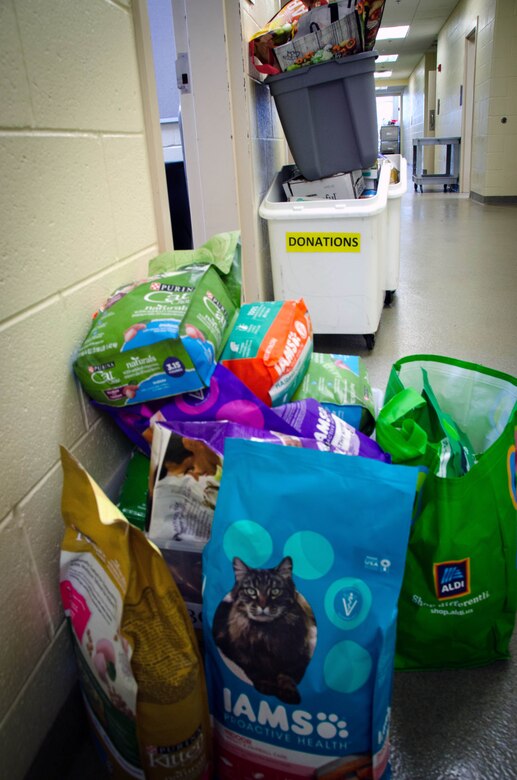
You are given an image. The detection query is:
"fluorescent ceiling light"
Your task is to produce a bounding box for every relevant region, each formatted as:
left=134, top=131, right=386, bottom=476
left=374, top=70, right=392, bottom=78
left=377, top=54, right=398, bottom=63
left=376, top=26, right=409, bottom=40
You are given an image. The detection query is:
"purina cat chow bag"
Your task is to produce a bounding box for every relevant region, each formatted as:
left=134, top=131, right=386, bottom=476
left=59, top=447, right=211, bottom=779
left=73, top=264, right=237, bottom=407
left=202, top=439, right=418, bottom=780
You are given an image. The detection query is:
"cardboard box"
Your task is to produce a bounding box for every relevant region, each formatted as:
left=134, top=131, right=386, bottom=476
left=283, top=169, right=365, bottom=201
left=361, top=162, right=379, bottom=181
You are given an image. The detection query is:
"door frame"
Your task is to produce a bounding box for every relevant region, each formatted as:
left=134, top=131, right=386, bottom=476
left=132, top=0, right=173, bottom=250
left=170, top=0, right=240, bottom=247
left=460, top=22, right=478, bottom=194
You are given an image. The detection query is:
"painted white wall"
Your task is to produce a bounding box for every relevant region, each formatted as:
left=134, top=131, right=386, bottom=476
left=0, top=1, right=163, bottom=776
left=232, top=0, right=289, bottom=301
left=403, top=59, right=426, bottom=163
left=172, top=0, right=241, bottom=248
left=176, top=0, right=287, bottom=302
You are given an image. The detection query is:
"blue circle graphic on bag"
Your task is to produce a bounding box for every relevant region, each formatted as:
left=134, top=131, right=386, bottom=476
left=324, top=640, right=372, bottom=693
left=324, top=577, right=372, bottom=630
left=223, top=520, right=273, bottom=567
left=284, top=531, right=334, bottom=579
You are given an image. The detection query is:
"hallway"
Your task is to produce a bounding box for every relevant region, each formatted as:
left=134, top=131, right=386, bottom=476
left=315, top=188, right=517, bottom=387
left=36, top=189, right=517, bottom=780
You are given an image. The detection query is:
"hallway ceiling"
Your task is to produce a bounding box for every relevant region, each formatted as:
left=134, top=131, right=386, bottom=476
left=375, top=0, right=459, bottom=82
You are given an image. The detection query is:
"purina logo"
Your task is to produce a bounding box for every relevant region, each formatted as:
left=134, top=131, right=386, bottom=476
left=434, top=558, right=470, bottom=600
left=88, top=361, right=114, bottom=373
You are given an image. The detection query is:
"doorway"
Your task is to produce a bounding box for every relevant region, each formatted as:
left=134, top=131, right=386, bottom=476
left=147, top=0, right=193, bottom=249
left=460, top=24, right=477, bottom=194
left=376, top=94, right=401, bottom=153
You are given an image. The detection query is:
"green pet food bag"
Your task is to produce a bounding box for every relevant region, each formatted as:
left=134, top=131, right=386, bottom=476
left=292, top=352, right=376, bottom=434
left=74, top=264, right=237, bottom=407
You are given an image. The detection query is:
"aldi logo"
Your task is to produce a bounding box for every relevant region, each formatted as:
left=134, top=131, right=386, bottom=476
left=434, top=558, right=471, bottom=600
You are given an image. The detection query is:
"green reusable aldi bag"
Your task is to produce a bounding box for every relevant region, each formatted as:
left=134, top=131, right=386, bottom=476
left=376, top=354, right=517, bottom=670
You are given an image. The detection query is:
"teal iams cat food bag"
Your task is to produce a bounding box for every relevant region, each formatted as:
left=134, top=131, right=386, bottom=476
left=74, top=264, right=237, bottom=407
left=292, top=352, right=376, bottom=434
left=202, top=439, right=418, bottom=779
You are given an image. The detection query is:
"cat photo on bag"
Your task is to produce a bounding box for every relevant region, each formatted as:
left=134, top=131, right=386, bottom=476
left=212, top=555, right=317, bottom=704
left=149, top=427, right=223, bottom=546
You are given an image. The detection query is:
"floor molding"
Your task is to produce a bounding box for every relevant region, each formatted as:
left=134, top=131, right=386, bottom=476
left=470, top=191, right=517, bottom=205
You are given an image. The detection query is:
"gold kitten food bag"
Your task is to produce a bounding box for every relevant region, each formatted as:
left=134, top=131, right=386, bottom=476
left=59, top=447, right=211, bottom=779
left=202, top=439, right=418, bottom=780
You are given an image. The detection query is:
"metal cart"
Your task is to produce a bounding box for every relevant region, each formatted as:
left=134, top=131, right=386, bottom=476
left=412, top=136, right=461, bottom=192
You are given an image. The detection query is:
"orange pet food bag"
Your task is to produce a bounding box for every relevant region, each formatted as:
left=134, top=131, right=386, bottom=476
left=220, top=298, right=313, bottom=407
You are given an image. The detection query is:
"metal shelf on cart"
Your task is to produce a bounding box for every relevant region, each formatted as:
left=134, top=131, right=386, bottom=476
left=412, top=136, right=460, bottom=193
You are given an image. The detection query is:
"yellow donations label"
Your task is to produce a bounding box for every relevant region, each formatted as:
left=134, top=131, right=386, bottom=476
left=286, top=232, right=361, bottom=252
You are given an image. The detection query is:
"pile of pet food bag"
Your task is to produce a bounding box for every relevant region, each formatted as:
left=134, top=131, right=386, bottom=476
left=60, top=231, right=517, bottom=780
left=250, top=0, right=386, bottom=75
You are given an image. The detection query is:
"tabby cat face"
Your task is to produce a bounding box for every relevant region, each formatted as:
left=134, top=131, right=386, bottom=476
left=232, top=557, right=295, bottom=623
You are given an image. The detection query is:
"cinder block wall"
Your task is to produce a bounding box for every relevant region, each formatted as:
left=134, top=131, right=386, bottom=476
left=0, top=1, right=161, bottom=776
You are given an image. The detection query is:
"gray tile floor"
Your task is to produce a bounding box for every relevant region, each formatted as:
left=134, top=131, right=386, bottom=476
left=57, top=186, right=517, bottom=779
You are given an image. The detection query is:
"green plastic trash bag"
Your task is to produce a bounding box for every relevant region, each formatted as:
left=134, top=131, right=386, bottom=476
left=376, top=354, right=517, bottom=670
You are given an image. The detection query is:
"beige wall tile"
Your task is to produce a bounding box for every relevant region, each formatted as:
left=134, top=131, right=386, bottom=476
left=0, top=135, right=118, bottom=322
left=102, top=136, right=160, bottom=260
left=486, top=149, right=509, bottom=170
left=0, top=623, right=76, bottom=780
left=0, top=299, right=86, bottom=518
left=489, top=95, right=516, bottom=117
left=0, top=513, right=51, bottom=722
left=15, top=465, right=67, bottom=635
left=61, top=246, right=156, bottom=361
left=0, top=0, right=163, bottom=773
left=15, top=417, right=131, bottom=636
left=15, top=0, right=143, bottom=132
left=0, top=0, right=32, bottom=127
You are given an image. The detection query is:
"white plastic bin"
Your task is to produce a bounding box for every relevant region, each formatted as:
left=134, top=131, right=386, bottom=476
left=259, top=161, right=390, bottom=349
left=384, top=154, right=408, bottom=303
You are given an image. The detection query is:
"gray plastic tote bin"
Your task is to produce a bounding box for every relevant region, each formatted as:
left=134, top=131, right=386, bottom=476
left=265, top=51, right=378, bottom=181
